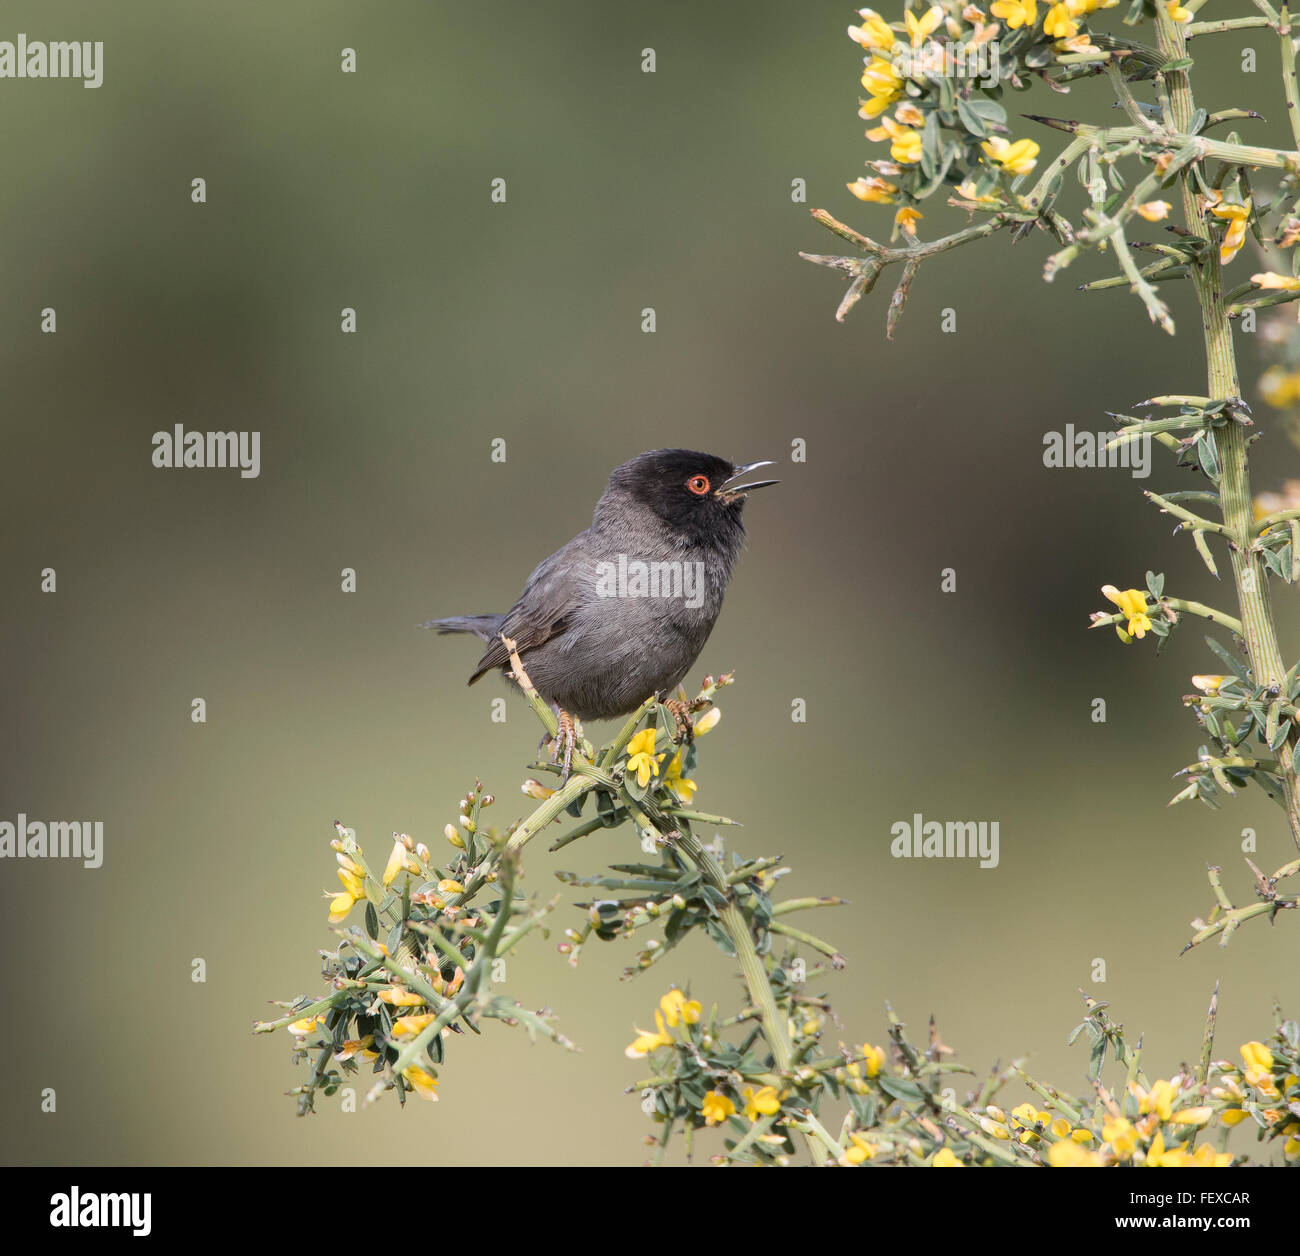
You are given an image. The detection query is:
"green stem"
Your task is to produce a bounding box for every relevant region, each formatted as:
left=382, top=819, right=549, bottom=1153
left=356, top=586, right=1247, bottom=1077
left=673, top=826, right=793, bottom=1076
left=1032, top=119, right=1298, bottom=169
left=1156, top=7, right=1300, bottom=850
left=1187, top=16, right=1274, bottom=35
left=1281, top=7, right=1300, bottom=154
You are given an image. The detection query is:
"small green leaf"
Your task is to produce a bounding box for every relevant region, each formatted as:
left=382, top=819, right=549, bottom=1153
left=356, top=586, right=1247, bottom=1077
left=879, top=1075, right=925, bottom=1102
left=957, top=96, right=987, bottom=138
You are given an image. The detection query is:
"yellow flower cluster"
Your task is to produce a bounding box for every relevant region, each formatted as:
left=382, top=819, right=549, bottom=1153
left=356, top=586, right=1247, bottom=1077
left=625, top=988, right=703, bottom=1058
left=1212, top=1041, right=1300, bottom=1157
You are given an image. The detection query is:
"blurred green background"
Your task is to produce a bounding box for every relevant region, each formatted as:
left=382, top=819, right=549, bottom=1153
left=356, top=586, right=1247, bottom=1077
left=3, top=0, right=1298, bottom=1165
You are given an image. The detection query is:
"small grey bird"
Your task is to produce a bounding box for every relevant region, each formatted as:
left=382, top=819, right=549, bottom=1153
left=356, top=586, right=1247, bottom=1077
left=422, top=448, right=777, bottom=773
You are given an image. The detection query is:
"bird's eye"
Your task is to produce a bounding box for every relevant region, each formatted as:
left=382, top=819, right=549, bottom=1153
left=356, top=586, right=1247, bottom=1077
left=687, top=475, right=710, bottom=495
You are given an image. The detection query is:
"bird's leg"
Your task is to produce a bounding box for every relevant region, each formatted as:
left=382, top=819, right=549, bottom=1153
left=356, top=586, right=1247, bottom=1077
left=551, top=708, right=577, bottom=784
left=663, top=697, right=695, bottom=745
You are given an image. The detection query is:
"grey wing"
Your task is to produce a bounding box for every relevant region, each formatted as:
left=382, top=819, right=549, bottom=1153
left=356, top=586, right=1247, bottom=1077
left=467, top=533, right=593, bottom=684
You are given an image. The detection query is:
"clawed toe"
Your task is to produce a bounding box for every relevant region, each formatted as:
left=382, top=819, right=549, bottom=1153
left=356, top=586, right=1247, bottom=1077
left=551, top=709, right=576, bottom=784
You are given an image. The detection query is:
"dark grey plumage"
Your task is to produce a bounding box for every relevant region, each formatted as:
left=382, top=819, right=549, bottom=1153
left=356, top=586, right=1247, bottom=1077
left=422, top=449, right=775, bottom=722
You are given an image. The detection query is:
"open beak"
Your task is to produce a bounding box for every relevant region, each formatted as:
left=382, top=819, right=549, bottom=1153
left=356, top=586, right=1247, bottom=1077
left=716, top=460, right=780, bottom=499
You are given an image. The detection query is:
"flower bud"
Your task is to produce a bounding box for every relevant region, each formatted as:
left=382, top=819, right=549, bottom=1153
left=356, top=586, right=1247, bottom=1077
left=694, top=707, right=721, bottom=736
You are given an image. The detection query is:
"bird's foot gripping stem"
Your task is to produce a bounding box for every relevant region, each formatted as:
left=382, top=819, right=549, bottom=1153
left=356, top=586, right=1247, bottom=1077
left=551, top=709, right=577, bottom=784
left=663, top=697, right=696, bottom=745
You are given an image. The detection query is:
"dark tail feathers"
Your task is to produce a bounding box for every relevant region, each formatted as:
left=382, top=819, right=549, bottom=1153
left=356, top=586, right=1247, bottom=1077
left=418, top=614, right=506, bottom=642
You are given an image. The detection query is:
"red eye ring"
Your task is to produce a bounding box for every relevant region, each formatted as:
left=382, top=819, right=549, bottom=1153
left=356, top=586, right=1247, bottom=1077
left=687, top=475, right=710, bottom=496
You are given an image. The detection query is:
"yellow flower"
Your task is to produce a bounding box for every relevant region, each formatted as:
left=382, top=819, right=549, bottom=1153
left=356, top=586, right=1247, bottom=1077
left=1260, top=367, right=1300, bottom=409
left=860, top=57, right=904, bottom=116
left=990, top=0, right=1038, bottom=29
left=702, top=1089, right=737, bottom=1125
left=1251, top=271, right=1300, bottom=291
left=843, top=1132, right=878, bottom=1164
left=860, top=1043, right=886, bottom=1077
left=848, top=175, right=899, bottom=203
left=906, top=4, right=944, bottom=46
left=981, top=136, right=1040, bottom=175
left=1242, top=1040, right=1274, bottom=1071
left=895, top=206, right=923, bottom=236
left=1049, top=1139, right=1101, bottom=1166
left=956, top=180, right=1002, bottom=205
left=1242, top=1041, right=1278, bottom=1094
left=1166, top=0, right=1192, bottom=21
left=625, top=1011, right=672, bottom=1058
left=1132, top=1078, right=1177, bottom=1122
left=1191, top=674, right=1229, bottom=695
left=1144, top=1130, right=1185, bottom=1167
left=1220, top=1107, right=1250, bottom=1126
left=327, top=862, right=367, bottom=922
left=521, top=779, right=555, bottom=801
left=625, top=728, right=664, bottom=788
left=401, top=1065, right=439, bottom=1102
left=694, top=706, right=721, bottom=736
left=382, top=838, right=407, bottom=887
left=660, top=989, right=701, bottom=1027
left=287, top=1015, right=325, bottom=1037
left=869, top=115, right=922, bottom=164
left=848, top=9, right=899, bottom=51
left=1044, top=3, right=1078, bottom=37
left=327, top=891, right=357, bottom=923
left=1210, top=198, right=1252, bottom=265
left=1101, top=585, right=1153, bottom=640
left=1171, top=1106, right=1212, bottom=1126
left=1135, top=200, right=1171, bottom=222
left=932, top=1147, right=963, bottom=1166
left=392, top=1013, right=435, bottom=1037
left=1103, top=1115, right=1139, bottom=1159
left=333, top=1035, right=377, bottom=1062
left=1010, top=1104, right=1051, bottom=1143
left=742, top=1085, right=782, bottom=1120
left=1186, top=1142, right=1234, bottom=1167
left=663, top=751, right=697, bottom=804
left=376, top=986, right=424, bottom=1007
